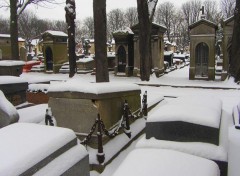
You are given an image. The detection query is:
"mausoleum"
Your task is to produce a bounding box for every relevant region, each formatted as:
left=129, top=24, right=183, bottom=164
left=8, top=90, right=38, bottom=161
left=189, top=18, right=218, bottom=80
left=41, top=30, right=68, bottom=73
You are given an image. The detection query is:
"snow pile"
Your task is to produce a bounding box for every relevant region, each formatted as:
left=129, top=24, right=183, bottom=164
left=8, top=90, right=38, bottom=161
left=228, top=126, right=240, bottom=176
left=0, top=60, right=25, bottom=66
left=136, top=135, right=227, bottom=162
left=0, top=123, right=77, bottom=176
left=0, top=76, right=26, bottom=84
left=48, top=80, right=140, bottom=95
left=0, top=90, right=19, bottom=128
left=33, top=145, right=88, bottom=176
left=147, top=96, right=222, bottom=128
left=77, top=57, right=94, bottom=63
left=18, top=104, right=48, bottom=124
left=28, top=84, right=49, bottom=93
left=232, top=102, right=240, bottom=126
left=112, top=148, right=220, bottom=176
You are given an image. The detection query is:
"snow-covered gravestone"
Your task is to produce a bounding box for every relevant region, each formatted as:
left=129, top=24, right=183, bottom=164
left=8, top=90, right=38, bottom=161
left=112, top=148, right=220, bottom=176
left=0, top=60, right=25, bottom=76
left=48, top=79, right=141, bottom=140
left=0, top=90, right=19, bottom=128
left=0, top=123, right=89, bottom=176
left=146, top=96, right=222, bottom=145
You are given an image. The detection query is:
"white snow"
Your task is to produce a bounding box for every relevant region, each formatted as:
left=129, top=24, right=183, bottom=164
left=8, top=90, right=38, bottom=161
left=0, top=76, right=27, bottom=84
left=228, top=126, right=240, bottom=176
left=18, top=104, right=48, bottom=123
left=28, top=84, right=49, bottom=93
left=147, top=96, right=222, bottom=128
left=0, top=90, right=19, bottom=127
left=0, top=60, right=25, bottom=66
left=77, top=57, right=94, bottom=63
left=48, top=80, right=141, bottom=95
left=112, top=148, right=220, bottom=176
left=33, top=145, right=88, bottom=176
left=0, top=123, right=77, bottom=176
left=113, top=27, right=134, bottom=35
left=43, top=30, right=67, bottom=37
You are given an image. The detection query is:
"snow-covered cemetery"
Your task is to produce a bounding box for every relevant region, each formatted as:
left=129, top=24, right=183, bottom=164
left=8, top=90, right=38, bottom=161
left=0, top=0, right=240, bottom=176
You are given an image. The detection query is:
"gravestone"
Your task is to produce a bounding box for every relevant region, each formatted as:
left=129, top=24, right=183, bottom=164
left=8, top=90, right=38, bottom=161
left=20, top=46, right=27, bottom=61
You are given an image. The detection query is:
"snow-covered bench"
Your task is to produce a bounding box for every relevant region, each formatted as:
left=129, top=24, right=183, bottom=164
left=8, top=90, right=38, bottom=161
left=146, top=96, right=222, bottom=145
left=0, top=123, right=89, bottom=176
left=113, top=148, right=220, bottom=176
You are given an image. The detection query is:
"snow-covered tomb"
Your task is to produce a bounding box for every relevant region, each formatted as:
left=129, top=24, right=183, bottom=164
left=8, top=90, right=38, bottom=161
left=146, top=96, right=222, bottom=145
left=113, top=148, right=220, bottom=176
left=0, top=123, right=89, bottom=176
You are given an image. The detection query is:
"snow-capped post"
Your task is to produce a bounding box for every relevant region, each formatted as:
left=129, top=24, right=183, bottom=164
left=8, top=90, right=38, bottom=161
left=65, top=0, right=77, bottom=78
left=142, top=91, right=148, bottom=118
left=97, top=113, right=105, bottom=164
left=45, top=108, right=54, bottom=126
left=123, top=100, right=131, bottom=138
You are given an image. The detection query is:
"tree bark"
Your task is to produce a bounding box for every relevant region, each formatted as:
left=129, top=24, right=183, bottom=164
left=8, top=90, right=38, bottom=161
left=93, top=0, right=109, bottom=82
left=137, top=0, right=151, bottom=81
left=65, top=0, right=77, bottom=78
left=10, top=0, right=19, bottom=60
left=229, top=0, right=240, bottom=82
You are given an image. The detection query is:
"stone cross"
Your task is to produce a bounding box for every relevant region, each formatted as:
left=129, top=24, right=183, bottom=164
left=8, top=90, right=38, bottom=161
left=200, top=6, right=205, bottom=15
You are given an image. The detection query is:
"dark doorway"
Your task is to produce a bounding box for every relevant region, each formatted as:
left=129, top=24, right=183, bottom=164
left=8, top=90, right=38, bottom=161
left=45, top=47, right=53, bottom=71
left=117, top=46, right=126, bottom=73
left=195, top=42, right=209, bottom=77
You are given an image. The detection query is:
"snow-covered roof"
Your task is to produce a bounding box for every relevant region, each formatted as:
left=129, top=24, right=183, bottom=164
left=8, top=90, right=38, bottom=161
left=0, top=34, right=25, bottom=41
left=43, top=30, right=68, bottom=37
left=189, top=19, right=218, bottom=30
left=113, top=27, right=134, bottom=35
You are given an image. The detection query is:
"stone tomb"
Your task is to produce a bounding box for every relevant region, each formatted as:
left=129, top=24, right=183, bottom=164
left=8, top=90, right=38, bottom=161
left=189, top=19, right=218, bottom=80
left=146, top=96, right=222, bottom=145
left=0, top=123, right=89, bottom=176
left=0, top=76, right=28, bottom=106
left=0, top=60, right=25, bottom=76
left=48, top=81, right=141, bottom=141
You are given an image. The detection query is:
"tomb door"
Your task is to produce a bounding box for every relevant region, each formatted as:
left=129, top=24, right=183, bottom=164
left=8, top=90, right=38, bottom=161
left=195, top=42, right=209, bottom=77
left=117, top=46, right=126, bottom=73
left=45, top=47, right=53, bottom=71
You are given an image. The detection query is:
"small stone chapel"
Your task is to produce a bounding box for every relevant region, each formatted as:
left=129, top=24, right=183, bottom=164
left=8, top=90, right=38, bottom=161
left=189, top=11, right=218, bottom=80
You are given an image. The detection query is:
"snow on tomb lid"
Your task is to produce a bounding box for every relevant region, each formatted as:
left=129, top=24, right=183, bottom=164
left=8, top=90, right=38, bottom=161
left=0, top=60, right=25, bottom=66
left=0, top=76, right=27, bottom=84
left=112, top=148, right=220, bottom=176
left=0, top=123, right=79, bottom=176
left=147, top=96, right=222, bottom=128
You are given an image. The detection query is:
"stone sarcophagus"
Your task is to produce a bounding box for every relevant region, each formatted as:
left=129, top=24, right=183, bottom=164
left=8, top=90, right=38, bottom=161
left=48, top=80, right=141, bottom=137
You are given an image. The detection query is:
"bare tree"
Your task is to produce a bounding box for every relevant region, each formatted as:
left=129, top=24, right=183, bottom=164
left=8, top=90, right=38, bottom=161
left=93, top=0, right=109, bottom=82
left=203, top=0, right=221, bottom=22
left=229, top=0, right=240, bottom=82
left=65, top=0, right=76, bottom=78
left=107, top=8, right=125, bottom=32
left=83, top=16, right=94, bottom=39
left=155, top=2, right=175, bottom=42
left=124, top=7, right=138, bottom=27
left=221, top=0, right=236, bottom=18
left=0, top=17, right=10, bottom=34
left=3, top=0, right=63, bottom=60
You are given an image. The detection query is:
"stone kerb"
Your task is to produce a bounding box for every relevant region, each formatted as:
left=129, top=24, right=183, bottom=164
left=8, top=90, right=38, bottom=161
left=48, top=82, right=141, bottom=140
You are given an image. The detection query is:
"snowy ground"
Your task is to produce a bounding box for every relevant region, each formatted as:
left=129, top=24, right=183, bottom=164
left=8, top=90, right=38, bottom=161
left=18, top=66, right=240, bottom=175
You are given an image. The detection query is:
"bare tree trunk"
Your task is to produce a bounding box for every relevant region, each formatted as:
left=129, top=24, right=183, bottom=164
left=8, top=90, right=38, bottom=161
left=10, top=0, right=19, bottom=60
left=65, top=0, right=76, bottom=78
left=229, top=0, right=240, bottom=82
left=93, top=0, right=109, bottom=82
left=137, top=0, right=151, bottom=81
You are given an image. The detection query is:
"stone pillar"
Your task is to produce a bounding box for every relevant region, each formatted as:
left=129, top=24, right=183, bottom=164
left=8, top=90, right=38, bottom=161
left=133, top=36, right=140, bottom=76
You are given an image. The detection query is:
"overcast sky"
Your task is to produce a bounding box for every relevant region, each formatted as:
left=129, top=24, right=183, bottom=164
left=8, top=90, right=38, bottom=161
left=0, top=0, right=221, bottom=21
